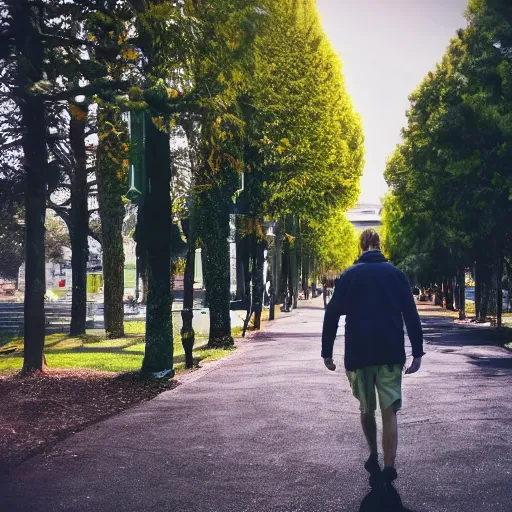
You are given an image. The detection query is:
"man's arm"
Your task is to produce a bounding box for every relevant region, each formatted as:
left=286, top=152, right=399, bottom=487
left=321, top=274, right=347, bottom=362
left=400, top=273, right=425, bottom=361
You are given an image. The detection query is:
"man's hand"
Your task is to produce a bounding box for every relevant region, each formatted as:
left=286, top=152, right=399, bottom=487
left=323, top=357, right=336, bottom=371
left=405, top=357, right=422, bottom=375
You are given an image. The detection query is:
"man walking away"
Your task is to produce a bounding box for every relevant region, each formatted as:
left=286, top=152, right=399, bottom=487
left=321, top=229, right=425, bottom=492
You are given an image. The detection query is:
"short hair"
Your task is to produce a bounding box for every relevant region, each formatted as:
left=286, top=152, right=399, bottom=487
left=360, top=229, right=380, bottom=252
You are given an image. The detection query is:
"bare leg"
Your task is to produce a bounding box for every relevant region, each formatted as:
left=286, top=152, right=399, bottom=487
left=381, top=404, right=398, bottom=468
left=360, top=412, right=378, bottom=455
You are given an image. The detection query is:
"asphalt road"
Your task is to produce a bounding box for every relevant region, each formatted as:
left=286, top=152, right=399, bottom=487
left=1, top=300, right=511, bottom=512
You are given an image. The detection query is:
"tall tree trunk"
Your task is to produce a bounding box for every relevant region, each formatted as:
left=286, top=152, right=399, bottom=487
left=241, top=236, right=251, bottom=310
left=199, top=186, right=233, bottom=348
left=302, top=252, right=309, bottom=300
left=22, top=101, right=47, bottom=372
left=135, top=213, right=148, bottom=305
left=444, top=278, right=454, bottom=311
left=141, top=116, right=173, bottom=374
left=17, top=2, right=47, bottom=372
left=268, top=226, right=279, bottom=321
left=311, top=256, right=317, bottom=298
left=496, top=252, right=503, bottom=328
left=181, top=215, right=195, bottom=369
left=274, top=222, right=284, bottom=306
left=291, top=218, right=299, bottom=310
left=287, top=255, right=294, bottom=311
left=180, top=120, right=199, bottom=365
left=474, top=262, right=481, bottom=319
left=97, top=107, right=126, bottom=338
left=235, top=237, right=246, bottom=302
left=280, top=237, right=290, bottom=311
left=457, top=266, right=466, bottom=321
left=252, top=238, right=265, bottom=330
left=69, top=105, right=88, bottom=336
left=478, top=261, right=490, bottom=321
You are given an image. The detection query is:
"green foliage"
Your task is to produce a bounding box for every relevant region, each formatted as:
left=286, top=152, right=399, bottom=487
left=0, top=202, right=24, bottom=281
left=247, top=0, right=364, bottom=222
left=45, top=212, right=70, bottom=263
left=304, top=211, right=359, bottom=275
left=383, top=2, right=512, bottom=286
left=3, top=0, right=366, bottom=368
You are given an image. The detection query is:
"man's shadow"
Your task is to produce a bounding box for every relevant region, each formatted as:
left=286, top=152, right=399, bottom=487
left=359, top=484, right=418, bottom=512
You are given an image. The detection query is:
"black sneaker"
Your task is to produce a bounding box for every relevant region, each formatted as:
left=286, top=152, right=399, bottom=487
left=382, top=466, right=398, bottom=484
left=364, top=454, right=382, bottom=488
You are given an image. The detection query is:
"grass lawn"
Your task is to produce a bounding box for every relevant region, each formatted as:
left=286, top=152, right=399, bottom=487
left=124, top=266, right=136, bottom=289
left=0, top=322, right=234, bottom=374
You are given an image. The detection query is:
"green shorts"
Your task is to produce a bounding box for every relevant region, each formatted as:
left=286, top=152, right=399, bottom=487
left=346, top=364, right=403, bottom=415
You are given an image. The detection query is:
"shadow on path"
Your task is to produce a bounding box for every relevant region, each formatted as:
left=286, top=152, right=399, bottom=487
left=359, top=484, right=419, bottom=512
left=421, top=316, right=511, bottom=348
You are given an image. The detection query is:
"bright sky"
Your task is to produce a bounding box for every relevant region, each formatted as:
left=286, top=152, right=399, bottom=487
left=316, top=0, right=469, bottom=204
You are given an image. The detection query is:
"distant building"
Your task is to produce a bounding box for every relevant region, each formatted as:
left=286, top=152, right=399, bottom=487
left=346, top=203, right=382, bottom=230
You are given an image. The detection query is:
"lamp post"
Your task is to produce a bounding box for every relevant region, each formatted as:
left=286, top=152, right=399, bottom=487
left=126, top=111, right=146, bottom=303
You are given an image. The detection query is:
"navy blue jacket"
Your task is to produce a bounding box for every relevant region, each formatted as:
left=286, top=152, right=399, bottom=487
left=321, top=250, right=424, bottom=371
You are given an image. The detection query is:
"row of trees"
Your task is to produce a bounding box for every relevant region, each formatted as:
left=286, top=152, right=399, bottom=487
left=1, top=0, right=363, bottom=374
left=381, top=0, right=512, bottom=325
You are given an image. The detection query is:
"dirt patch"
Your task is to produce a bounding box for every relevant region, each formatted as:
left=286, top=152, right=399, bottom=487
left=0, top=369, right=177, bottom=472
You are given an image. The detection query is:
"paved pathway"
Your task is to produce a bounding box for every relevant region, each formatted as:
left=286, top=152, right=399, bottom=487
left=1, top=300, right=512, bottom=511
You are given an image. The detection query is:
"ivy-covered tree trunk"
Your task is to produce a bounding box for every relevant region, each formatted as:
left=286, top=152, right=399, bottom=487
left=97, top=107, right=126, bottom=339
left=141, top=116, right=173, bottom=373
left=69, top=106, right=88, bottom=336
left=199, top=187, right=233, bottom=348
left=16, top=2, right=47, bottom=372
left=251, top=238, right=266, bottom=330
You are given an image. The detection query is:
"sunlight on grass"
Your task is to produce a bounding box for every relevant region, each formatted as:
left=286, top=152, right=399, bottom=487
left=231, top=326, right=243, bottom=337
left=124, top=320, right=146, bottom=335
left=124, top=266, right=136, bottom=288
left=418, top=308, right=458, bottom=318
left=0, top=329, right=232, bottom=374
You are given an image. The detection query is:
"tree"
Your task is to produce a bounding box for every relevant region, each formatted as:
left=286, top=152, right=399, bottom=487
left=383, top=3, right=512, bottom=324
left=250, top=0, right=364, bottom=223
left=243, top=0, right=364, bottom=311
left=187, top=0, right=263, bottom=348
left=305, top=211, right=358, bottom=277
left=3, top=0, right=51, bottom=371
left=96, top=105, right=128, bottom=338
